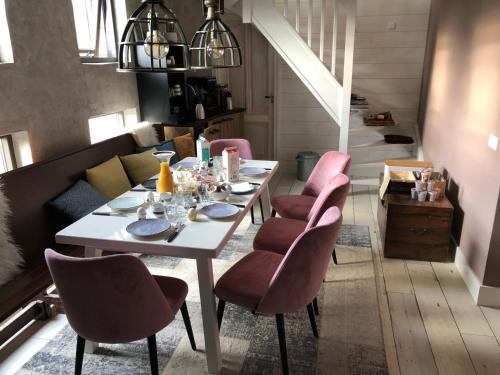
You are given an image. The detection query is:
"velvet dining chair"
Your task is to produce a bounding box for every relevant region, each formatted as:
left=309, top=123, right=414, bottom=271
left=215, top=207, right=343, bottom=375
left=210, top=138, right=265, bottom=224
left=254, top=173, right=350, bottom=265
left=44, top=249, right=196, bottom=375
left=271, top=150, right=351, bottom=221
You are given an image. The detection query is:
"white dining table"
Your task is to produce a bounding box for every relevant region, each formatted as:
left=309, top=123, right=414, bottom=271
left=55, top=157, right=279, bottom=374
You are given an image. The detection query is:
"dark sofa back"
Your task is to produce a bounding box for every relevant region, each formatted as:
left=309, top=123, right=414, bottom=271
left=0, top=134, right=136, bottom=268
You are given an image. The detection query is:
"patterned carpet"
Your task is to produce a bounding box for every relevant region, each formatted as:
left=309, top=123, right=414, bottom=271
left=17, top=218, right=388, bottom=375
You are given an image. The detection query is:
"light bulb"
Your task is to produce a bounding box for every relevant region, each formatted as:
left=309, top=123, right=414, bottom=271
left=207, top=37, right=224, bottom=59
left=144, top=30, right=169, bottom=60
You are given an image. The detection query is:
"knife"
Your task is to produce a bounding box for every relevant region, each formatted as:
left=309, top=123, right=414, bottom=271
left=167, top=224, right=186, bottom=242
left=92, top=212, right=125, bottom=216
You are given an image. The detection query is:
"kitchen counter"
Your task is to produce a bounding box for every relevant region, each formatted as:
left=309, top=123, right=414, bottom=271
left=161, top=107, right=245, bottom=127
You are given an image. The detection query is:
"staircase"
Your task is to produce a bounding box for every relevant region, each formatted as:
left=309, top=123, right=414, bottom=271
left=237, top=0, right=419, bottom=184
left=241, top=0, right=356, bottom=152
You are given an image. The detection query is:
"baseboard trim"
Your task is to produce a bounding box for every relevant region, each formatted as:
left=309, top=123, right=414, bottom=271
left=454, top=245, right=500, bottom=308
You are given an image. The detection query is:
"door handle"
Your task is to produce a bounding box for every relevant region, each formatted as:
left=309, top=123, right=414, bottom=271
left=265, top=95, right=274, bottom=103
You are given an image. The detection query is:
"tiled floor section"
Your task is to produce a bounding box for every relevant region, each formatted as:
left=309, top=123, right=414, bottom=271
left=1, top=174, right=500, bottom=375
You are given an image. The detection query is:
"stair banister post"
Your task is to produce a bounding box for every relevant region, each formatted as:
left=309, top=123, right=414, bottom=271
left=307, top=0, right=313, bottom=47
left=331, top=0, right=338, bottom=74
left=319, top=0, right=325, bottom=62
left=338, top=0, right=356, bottom=153
left=295, top=0, right=300, bottom=32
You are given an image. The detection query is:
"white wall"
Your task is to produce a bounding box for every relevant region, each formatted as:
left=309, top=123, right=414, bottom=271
left=275, top=0, right=431, bottom=171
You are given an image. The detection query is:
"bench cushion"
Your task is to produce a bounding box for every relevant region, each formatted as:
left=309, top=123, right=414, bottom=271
left=120, top=149, right=160, bottom=186
left=48, top=180, right=109, bottom=222
left=86, top=155, right=132, bottom=199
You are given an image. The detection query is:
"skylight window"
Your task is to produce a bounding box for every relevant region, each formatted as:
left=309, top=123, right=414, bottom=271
left=0, top=0, right=13, bottom=63
left=71, top=0, right=128, bottom=63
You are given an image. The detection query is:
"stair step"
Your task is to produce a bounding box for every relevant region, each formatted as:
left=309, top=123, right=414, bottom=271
left=348, top=140, right=416, bottom=151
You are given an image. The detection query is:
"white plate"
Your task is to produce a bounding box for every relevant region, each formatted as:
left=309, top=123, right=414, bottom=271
left=230, top=182, right=255, bottom=194
left=107, top=197, right=144, bottom=211
left=173, top=161, right=198, bottom=169
left=200, top=203, right=240, bottom=219
left=126, top=218, right=171, bottom=237
left=239, top=167, right=268, bottom=176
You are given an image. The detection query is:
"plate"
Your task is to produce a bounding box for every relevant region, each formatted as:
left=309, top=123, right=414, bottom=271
left=230, top=182, right=255, bottom=195
left=239, top=167, right=268, bottom=177
left=173, top=161, right=198, bottom=169
left=200, top=203, right=240, bottom=219
left=107, top=197, right=144, bottom=211
left=126, top=218, right=171, bottom=237
left=142, top=178, right=157, bottom=190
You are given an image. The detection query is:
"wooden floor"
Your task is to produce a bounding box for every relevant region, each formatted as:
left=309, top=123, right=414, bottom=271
left=2, top=174, right=500, bottom=375
left=270, top=173, right=500, bottom=375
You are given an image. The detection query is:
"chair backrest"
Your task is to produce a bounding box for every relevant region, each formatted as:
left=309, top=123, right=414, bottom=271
left=209, top=138, right=255, bottom=160
left=256, top=207, right=343, bottom=314
left=302, top=151, right=351, bottom=197
left=45, top=249, right=174, bottom=343
left=305, top=173, right=350, bottom=227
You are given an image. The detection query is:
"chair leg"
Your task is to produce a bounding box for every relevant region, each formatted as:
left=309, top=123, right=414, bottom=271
left=312, top=297, right=319, bottom=316
left=307, top=303, right=319, bottom=338
left=75, top=335, right=85, bottom=375
left=276, top=314, right=289, bottom=375
left=180, top=302, right=197, bottom=351
left=217, top=299, right=226, bottom=329
left=250, top=205, right=255, bottom=224
left=271, top=208, right=277, bottom=217
left=332, top=248, right=338, bottom=265
left=259, top=196, right=265, bottom=223
left=147, top=335, right=159, bottom=375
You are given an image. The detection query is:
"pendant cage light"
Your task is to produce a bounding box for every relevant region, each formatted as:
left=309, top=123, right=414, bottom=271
left=190, top=1, right=242, bottom=69
left=118, top=0, right=189, bottom=72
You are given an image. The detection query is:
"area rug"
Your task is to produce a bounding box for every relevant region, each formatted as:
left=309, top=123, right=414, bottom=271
left=17, top=219, right=388, bottom=375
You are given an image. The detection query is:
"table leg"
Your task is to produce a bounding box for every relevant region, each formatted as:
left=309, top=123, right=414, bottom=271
left=83, top=247, right=101, bottom=353
left=196, top=258, right=222, bottom=374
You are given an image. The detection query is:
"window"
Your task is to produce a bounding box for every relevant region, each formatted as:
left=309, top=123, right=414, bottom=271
left=0, top=135, right=16, bottom=173
left=71, top=0, right=128, bottom=62
left=0, top=0, right=13, bottom=63
left=88, top=109, right=138, bottom=144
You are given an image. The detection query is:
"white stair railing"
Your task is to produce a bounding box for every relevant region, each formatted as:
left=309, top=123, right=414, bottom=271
left=242, top=0, right=356, bottom=152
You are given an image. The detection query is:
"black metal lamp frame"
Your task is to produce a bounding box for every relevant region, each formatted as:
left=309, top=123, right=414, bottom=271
left=190, top=0, right=242, bottom=69
left=118, top=0, right=189, bottom=73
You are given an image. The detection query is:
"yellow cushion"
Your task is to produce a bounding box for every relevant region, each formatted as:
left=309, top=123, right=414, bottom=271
left=173, top=133, right=195, bottom=160
left=120, top=149, right=160, bottom=186
left=86, top=156, right=132, bottom=199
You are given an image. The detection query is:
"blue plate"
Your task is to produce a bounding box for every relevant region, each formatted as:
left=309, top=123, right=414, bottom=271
left=200, top=203, right=240, bottom=219
left=126, top=219, right=171, bottom=237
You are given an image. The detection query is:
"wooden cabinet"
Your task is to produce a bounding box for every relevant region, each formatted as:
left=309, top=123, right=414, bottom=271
left=378, top=194, right=453, bottom=262
left=160, top=110, right=244, bottom=143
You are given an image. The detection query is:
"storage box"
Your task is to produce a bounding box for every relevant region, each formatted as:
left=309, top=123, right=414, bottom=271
left=222, top=146, right=239, bottom=182
left=196, top=135, right=210, bottom=163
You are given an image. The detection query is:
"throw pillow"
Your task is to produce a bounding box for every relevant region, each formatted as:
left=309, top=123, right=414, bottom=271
left=173, top=133, right=195, bottom=160
left=86, top=155, right=132, bottom=199
left=131, top=121, right=159, bottom=147
left=135, top=140, right=179, bottom=165
left=0, top=183, right=24, bottom=286
left=120, top=149, right=160, bottom=186
left=49, top=180, right=109, bottom=222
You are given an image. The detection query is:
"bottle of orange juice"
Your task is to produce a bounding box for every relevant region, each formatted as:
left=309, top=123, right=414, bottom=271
left=153, top=151, right=176, bottom=193
left=157, top=162, right=174, bottom=193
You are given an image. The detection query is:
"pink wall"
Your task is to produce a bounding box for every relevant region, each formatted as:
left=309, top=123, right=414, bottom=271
left=419, top=0, right=500, bottom=286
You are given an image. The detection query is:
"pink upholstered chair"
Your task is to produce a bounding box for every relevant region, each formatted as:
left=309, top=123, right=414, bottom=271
left=254, top=173, right=350, bottom=259
left=210, top=138, right=265, bottom=224
left=271, top=151, right=351, bottom=220
left=215, top=207, right=343, bottom=375
left=45, top=249, right=196, bottom=375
